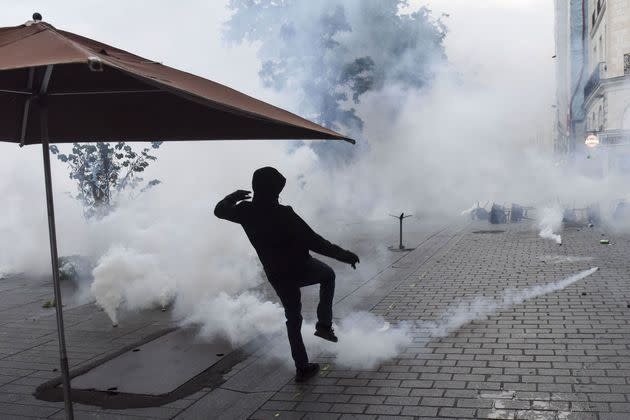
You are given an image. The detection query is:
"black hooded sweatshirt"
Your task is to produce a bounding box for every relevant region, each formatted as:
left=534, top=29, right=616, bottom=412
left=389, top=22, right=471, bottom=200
left=214, top=167, right=351, bottom=281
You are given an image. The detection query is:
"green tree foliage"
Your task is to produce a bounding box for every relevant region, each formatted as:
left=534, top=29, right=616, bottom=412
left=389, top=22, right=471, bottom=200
left=50, top=142, right=162, bottom=219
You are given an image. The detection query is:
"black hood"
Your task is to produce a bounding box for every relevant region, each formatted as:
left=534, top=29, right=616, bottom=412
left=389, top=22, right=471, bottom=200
left=252, top=167, right=286, bottom=201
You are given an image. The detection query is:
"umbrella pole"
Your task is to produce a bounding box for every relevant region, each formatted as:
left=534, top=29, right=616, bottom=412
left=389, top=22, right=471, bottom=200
left=40, top=104, right=74, bottom=420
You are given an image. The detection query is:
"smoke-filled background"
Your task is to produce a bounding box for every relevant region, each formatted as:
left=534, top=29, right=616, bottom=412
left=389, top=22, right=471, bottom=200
left=0, top=1, right=625, bottom=366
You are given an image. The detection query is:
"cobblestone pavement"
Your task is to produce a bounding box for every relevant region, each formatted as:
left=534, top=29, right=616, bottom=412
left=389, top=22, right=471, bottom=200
left=0, top=272, right=178, bottom=419
left=246, top=222, right=630, bottom=420
left=1, top=220, right=630, bottom=419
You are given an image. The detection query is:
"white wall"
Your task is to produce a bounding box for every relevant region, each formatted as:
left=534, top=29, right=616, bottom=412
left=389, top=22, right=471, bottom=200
left=607, top=0, right=630, bottom=77
left=608, top=84, right=630, bottom=128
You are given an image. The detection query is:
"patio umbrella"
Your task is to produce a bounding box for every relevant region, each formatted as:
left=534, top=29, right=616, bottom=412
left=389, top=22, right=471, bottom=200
left=0, top=14, right=355, bottom=419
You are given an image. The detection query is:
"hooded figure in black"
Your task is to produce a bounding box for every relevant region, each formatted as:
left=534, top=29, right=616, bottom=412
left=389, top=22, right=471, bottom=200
left=214, top=167, right=360, bottom=382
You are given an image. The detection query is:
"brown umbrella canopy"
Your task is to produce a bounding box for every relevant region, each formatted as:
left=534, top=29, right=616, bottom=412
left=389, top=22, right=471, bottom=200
left=0, top=20, right=354, bottom=144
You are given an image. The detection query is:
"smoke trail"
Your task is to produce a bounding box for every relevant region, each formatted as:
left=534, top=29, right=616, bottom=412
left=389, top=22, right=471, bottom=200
left=540, top=255, right=593, bottom=264
left=538, top=206, right=563, bottom=244
left=421, top=267, right=597, bottom=338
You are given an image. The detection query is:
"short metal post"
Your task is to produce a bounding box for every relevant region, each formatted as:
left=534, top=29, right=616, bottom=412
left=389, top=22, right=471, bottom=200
left=389, top=213, right=412, bottom=251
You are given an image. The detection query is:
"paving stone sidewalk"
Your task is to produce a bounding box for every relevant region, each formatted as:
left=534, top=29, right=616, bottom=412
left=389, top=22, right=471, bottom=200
left=243, top=222, right=630, bottom=420
left=1, top=220, right=630, bottom=419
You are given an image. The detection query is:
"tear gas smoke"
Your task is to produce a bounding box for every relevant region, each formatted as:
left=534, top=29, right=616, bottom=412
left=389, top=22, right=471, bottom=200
left=225, top=0, right=447, bottom=159
left=538, top=206, right=563, bottom=245
left=185, top=301, right=412, bottom=367
left=421, top=267, right=598, bottom=338
left=312, top=312, right=411, bottom=369
left=83, top=180, right=269, bottom=325
left=91, top=246, right=176, bottom=325
left=182, top=291, right=285, bottom=346
left=252, top=313, right=415, bottom=370
left=461, top=204, right=478, bottom=216
left=541, top=255, right=593, bottom=264
left=0, top=1, right=623, bottom=371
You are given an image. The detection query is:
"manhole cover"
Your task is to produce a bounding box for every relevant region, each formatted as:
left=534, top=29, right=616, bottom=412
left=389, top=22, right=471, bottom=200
left=472, top=230, right=505, bottom=234
left=71, top=329, right=233, bottom=395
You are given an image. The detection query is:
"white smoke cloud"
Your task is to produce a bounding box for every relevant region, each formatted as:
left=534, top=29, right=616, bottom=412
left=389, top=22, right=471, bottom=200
left=253, top=314, right=414, bottom=370
left=319, top=312, right=412, bottom=369
left=182, top=291, right=285, bottom=346
left=0, top=1, right=623, bottom=372
left=91, top=246, right=176, bottom=325
left=538, top=205, right=563, bottom=245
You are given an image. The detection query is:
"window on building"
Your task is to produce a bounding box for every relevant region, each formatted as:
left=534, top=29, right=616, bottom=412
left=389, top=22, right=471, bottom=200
left=625, top=53, right=630, bottom=75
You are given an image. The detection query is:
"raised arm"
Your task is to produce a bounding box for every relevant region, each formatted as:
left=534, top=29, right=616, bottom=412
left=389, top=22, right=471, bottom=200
left=214, top=190, right=251, bottom=223
left=289, top=208, right=360, bottom=268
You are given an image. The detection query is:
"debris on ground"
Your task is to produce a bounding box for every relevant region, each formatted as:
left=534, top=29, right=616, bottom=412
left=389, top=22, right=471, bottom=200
left=42, top=299, right=56, bottom=308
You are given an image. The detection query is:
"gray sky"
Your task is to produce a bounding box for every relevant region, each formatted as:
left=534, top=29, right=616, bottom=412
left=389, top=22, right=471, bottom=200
left=0, top=0, right=555, bottom=107
left=0, top=0, right=557, bottom=204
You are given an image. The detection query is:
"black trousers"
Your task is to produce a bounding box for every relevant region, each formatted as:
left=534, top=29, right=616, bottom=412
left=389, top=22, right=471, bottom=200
left=269, top=257, right=336, bottom=369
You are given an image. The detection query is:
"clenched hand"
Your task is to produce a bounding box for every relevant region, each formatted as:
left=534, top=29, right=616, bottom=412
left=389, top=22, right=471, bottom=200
left=227, top=190, right=252, bottom=202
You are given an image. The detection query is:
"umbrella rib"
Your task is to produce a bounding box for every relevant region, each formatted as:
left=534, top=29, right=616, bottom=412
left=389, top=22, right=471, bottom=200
left=39, top=65, right=54, bottom=95
left=0, top=88, right=32, bottom=95
left=48, top=88, right=163, bottom=96
left=19, top=65, right=53, bottom=146
left=19, top=68, right=35, bottom=147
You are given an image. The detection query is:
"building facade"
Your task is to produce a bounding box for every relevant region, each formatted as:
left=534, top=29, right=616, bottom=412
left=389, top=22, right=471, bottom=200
left=554, top=0, right=571, bottom=155
left=583, top=0, right=630, bottom=173
left=556, top=0, right=630, bottom=173
left=554, top=0, right=590, bottom=158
